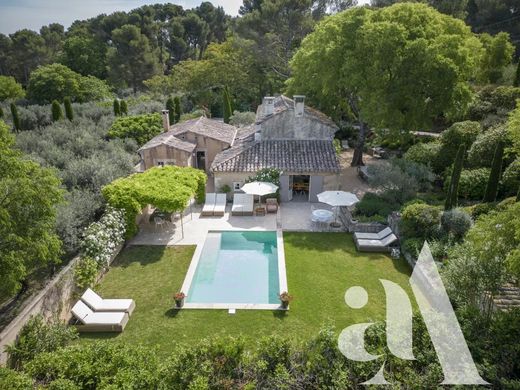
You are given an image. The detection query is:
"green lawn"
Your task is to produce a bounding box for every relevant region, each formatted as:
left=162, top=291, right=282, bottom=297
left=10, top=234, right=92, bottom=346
left=81, top=233, right=412, bottom=355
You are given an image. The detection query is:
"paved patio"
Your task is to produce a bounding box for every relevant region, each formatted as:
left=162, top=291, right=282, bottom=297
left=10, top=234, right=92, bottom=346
left=129, top=201, right=339, bottom=246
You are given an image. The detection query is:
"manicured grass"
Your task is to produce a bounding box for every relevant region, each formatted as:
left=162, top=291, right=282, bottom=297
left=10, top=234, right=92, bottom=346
left=80, top=233, right=412, bottom=356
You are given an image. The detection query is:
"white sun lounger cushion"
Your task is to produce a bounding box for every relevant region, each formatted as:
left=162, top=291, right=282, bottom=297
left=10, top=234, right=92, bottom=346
left=354, top=227, right=393, bottom=240
left=72, top=301, right=126, bottom=325
left=81, top=288, right=134, bottom=312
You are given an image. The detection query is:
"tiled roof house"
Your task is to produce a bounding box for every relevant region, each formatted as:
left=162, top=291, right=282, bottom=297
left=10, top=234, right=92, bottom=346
left=138, top=95, right=341, bottom=202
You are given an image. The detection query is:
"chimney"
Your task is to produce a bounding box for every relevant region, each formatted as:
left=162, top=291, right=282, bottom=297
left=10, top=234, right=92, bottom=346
left=263, top=96, right=275, bottom=116
left=161, top=110, right=170, bottom=132
left=294, top=95, right=305, bottom=118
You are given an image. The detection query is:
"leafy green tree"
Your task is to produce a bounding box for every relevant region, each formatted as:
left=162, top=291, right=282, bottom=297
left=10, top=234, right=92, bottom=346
left=113, top=99, right=121, bottom=116
left=107, top=113, right=163, bottom=145
left=174, top=96, right=181, bottom=122
left=40, top=23, right=65, bottom=62
left=166, top=97, right=175, bottom=124
left=478, top=32, right=514, bottom=84
left=10, top=103, right=20, bottom=132
left=61, top=34, right=107, bottom=79
left=288, top=3, right=483, bottom=166
left=445, top=144, right=466, bottom=210
left=107, top=25, right=160, bottom=93
left=51, top=100, right=63, bottom=122
left=64, top=97, right=74, bottom=121
left=120, top=100, right=128, bottom=116
left=27, top=63, right=111, bottom=104
left=0, top=76, right=25, bottom=101
left=0, top=120, right=63, bottom=299
left=483, top=142, right=504, bottom=202
left=9, top=29, right=48, bottom=85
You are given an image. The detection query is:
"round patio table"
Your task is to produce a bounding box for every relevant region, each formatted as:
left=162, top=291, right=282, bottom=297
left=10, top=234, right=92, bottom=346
left=312, top=209, right=334, bottom=223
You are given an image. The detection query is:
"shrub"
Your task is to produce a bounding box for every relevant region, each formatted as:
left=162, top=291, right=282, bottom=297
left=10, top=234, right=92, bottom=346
left=404, top=141, right=441, bottom=170
left=400, top=203, right=441, bottom=240
left=80, top=207, right=126, bottom=267
left=0, top=367, right=33, bottom=389
left=6, top=315, right=78, bottom=370
left=355, top=192, right=398, bottom=217
left=445, top=168, right=490, bottom=200
left=468, top=85, right=520, bottom=121
left=437, top=121, right=481, bottom=171
left=51, top=100, right=63, bottom=122
left=229, top=110, right=256, bottom=127
left=502, top=159, right=520, bottom=195
left=441, top=209, right=472, bottom=239
left=113, top=99, right=121, bottom=116
left=401, top=238, right=423, bottom=257
left=107, top=113, right=162, bottom=145
left=467, top=202, right=495, bottom=220
left=74, top=257, right=99, bottom=290
left=467, top=125, right=507, bottom=168
left=0, top=75, right=25, bottom=101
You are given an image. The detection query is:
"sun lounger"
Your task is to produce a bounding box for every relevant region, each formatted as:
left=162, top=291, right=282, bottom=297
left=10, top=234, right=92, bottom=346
left=81, top=288, right=135, bottom=314
left=354, top=227, right=393, bottom=241
left=71, top=300, right=129, bottom=332
left=232, top=194, right=254, bottom=216
left=214, top=193, right=226, bottom=216
left=201, top=193, right=216, bottom=216
left=355, top=234, right=398, bottom=253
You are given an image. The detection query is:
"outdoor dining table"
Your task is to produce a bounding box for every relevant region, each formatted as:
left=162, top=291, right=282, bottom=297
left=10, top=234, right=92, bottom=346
left=312, top=209, right=334, bottom=223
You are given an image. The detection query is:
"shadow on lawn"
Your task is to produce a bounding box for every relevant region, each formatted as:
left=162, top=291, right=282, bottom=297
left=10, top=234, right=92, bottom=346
left=111, top=245, right=169, bottom=269
left=79, top=332, right=120, bottom=341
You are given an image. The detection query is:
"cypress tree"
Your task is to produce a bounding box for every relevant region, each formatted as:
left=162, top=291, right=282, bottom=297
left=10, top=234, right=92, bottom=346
left=10, top=103, right=20, bottom=132
left=166, top=97, right=175, bottom=124
left=0, top=106, right=3, bottom=119
left=51, top=100, right=63, bottom=122
left=445, top=144, right=466, bottom=211
left=120, top=100, right=128, bottom=116
left=64, top=97, right=74, bottom=121
left=223, top=87, right=232, bottom=124
left=174, top=96, right=181, bottom=122
left=113, top=99, right=121, bottom=116
left=517, top=185, right=520, bottom=202
left=514, top=62, right=520, bottom=88
left=483, top=142, right=504, bottom=203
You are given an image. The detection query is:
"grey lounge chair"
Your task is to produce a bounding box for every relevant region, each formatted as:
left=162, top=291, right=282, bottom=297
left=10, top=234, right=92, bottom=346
left=71, top=301, right=129, bottom=332
left=354, top=227, right=393, bottom=241
left=81, top=288, right=135, bottom=314
left=355, top=234, right=398, bottom=253
left=214, top=194, right=226, bottom=216
left=201, top=193, right=216, bottom=216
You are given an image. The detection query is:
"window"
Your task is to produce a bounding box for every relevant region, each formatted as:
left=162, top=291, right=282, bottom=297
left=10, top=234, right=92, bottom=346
left=157, top=161, right=165, bottom=167
left=156, top=159, right=176, bottom=167
left=233, top=182, right=242, bottom=191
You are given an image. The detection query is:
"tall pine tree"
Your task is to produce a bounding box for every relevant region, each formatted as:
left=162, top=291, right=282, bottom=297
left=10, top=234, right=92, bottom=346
left=64, top=97, right=74, bottom=121
left=113, top=99, right=121, bottom=116
left=445, top=144, right=466, bottom=211
left=166, top=97, right=175, bottom=124
left=483, top=142, right=504, bottom=203
left=120, top=100, right=128, bottom=116
left=0, top=106, right=3, bottom=119
left=223, top=86, right=234, bottom=124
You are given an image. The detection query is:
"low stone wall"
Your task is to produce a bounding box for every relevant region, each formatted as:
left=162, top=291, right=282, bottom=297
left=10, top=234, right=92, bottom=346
left=0, top=244, right=123, bottom=365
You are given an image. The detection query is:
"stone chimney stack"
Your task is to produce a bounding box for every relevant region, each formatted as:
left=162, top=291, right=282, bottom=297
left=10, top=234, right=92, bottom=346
left=294, top=95, right=305, bottom=118
left=161, top=110, right=170, bottom=132
left=263, top=96, right=275, bottom=116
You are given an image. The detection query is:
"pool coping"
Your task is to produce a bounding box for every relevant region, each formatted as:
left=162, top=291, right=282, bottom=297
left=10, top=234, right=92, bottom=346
left=179, top=229, right=288, bottom=311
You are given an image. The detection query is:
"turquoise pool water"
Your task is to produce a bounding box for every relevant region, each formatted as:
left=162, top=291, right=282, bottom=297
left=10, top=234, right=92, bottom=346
left=186, top=231, right=280, bottom=304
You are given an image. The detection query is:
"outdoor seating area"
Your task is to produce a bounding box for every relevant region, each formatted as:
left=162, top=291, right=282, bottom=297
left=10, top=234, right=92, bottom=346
left=232, top=193, right=254, bottom=216
left=71, top=289, right=135, bottom=332
left=354, top=228, right=398, bottom=252
left=201, top=193, right=227, bottom=217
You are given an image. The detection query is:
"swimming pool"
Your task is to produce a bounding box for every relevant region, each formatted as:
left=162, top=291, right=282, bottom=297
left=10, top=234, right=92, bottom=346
left=181, top=231, right=287, bottom=309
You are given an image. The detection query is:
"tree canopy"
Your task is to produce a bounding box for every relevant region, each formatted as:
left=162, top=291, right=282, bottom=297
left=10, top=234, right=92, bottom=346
left=287, top=3, right=485, bottom=165
left=0, top=120, right=64, bottom=299
left=0, top=76, right=25, bottom=101
left=102, top=166, right=206, bottom=237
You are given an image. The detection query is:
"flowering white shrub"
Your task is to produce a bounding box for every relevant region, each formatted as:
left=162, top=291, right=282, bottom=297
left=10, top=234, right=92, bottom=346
left=81, top=207, right=126, bottom=267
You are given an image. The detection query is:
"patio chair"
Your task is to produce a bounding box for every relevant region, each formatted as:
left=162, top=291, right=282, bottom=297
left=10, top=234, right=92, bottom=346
left=354, top=227, right=393, bottom=242
left=266, top=198, right=278, bottom=213
left=355, top=234, right=398, bottom=253
left=201, top=193, right=216, bottom=216
left=232, top=194, right=254, bottom=216
left=71, top=300, right=129, bottom=332
left=81, top=288, right=135, bottom=314
left=214, top=193, right=226, bottom=216
left=154, top=217, right=166, bottom=231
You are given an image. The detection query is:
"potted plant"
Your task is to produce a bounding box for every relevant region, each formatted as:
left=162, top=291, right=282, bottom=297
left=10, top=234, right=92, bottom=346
left=279, top=292, right=293, bottom=309
left=174, top=292, right=186, bottom=308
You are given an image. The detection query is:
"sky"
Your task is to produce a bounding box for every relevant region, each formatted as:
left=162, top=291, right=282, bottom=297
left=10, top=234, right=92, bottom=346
left=0, top=0, right=371, bottom=35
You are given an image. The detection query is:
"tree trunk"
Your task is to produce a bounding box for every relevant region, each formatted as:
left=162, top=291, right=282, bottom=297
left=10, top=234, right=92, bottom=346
left=351, top=122, right=367, bottom=167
